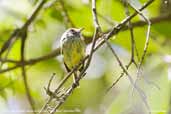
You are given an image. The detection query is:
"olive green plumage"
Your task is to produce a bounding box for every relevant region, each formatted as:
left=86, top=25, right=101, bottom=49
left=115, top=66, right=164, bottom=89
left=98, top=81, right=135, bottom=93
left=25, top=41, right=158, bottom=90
left=60, top=28, right=86, bottom=72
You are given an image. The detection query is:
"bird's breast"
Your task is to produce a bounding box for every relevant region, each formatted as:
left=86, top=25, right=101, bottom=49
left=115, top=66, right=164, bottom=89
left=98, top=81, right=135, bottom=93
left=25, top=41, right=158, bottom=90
left=62, top=37, right=86, bottom=69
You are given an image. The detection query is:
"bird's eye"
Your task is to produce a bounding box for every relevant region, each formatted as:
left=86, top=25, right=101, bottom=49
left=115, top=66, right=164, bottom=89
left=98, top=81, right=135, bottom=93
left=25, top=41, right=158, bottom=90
left=70, top=29, right=75, bottom=33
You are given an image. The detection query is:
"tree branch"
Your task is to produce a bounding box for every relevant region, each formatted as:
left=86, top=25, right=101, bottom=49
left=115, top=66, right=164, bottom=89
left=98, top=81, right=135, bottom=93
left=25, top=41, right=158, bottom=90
left=0, top=0, right=46, bottom=57
left=0, top=0, right=165, bottom=75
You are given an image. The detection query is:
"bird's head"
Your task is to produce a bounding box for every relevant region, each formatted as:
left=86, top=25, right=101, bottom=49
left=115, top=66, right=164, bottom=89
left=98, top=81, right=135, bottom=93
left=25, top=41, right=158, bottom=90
left=65, top=28, right=84, bottom=38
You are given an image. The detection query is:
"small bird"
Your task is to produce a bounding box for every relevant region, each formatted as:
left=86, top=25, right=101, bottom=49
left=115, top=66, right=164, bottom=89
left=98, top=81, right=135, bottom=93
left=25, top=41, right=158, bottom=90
left=60, top=28, right=86, bottom=85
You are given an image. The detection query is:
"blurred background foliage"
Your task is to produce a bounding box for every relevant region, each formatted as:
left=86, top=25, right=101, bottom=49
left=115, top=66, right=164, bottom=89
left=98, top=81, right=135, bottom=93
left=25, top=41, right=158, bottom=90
left=0, top=0, right=171, bottom=114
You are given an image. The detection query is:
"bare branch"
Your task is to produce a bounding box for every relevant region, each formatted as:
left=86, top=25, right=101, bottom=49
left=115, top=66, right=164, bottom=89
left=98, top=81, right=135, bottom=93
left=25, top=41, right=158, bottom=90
left=0, top=0, right=46, bottom=57
left=122, top=0, right=138, bottom=68
left=0, top=49, right=60, bottom=73
left=49, top=73, right=86, bottom=114
left=92, top=0, right=101, bottom=30
left=106, top=71, right=124, bottom=92
left=132, top=7, right=151, bottom=75
left=39, top=56, right=87, bottom=113
left=104, top=37, right=150, bottom=111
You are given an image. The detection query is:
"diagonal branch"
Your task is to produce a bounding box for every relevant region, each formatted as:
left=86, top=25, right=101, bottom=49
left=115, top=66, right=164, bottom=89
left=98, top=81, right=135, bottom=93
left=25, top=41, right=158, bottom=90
left=39, top=56, right=88, bottom=113
left=123, top=0, right=138, bottom=67
left=0, top=0, right=46, bottom=57
left=103, top=36, right=150, bottom=111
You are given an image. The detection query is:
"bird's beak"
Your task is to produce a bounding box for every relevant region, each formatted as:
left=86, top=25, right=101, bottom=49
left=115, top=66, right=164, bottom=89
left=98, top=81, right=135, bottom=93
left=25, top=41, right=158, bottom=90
left=78, top=28, right=84, bottom=33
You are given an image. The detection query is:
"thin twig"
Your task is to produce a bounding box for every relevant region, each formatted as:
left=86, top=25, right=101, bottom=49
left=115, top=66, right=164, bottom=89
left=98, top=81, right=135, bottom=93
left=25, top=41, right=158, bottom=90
left=106, top=72, right=125, bottom=92
left=95, top=1, right=152, bottom=108
left=106, top=54, right=136, bottom=93
left=92, top=0, right=101, bottom=30
left=134, top=8, right=151, bottom=75
left=122, top=0, right=138, bottom=68
left=103, top=37, right=150, bottom=111
left=87, top=0, right=101, bottom=64
left=44, top=73, right=60, bottom=99
left=0, top=29, right=19, bottom=57
left=0, top=58, right=19, bottom=63
left=106, top=49, right=136, bottom=93
left=47, top=73, right=56, bottom=91
left=0, top=49, right=60, bottom=74
left=129, top=2, right=152, bottom=103
left=39, top=57, right=87, bottom=113
left=49, top=73, right=86, bottom=114
left=105, top=1, right=141, bottom=93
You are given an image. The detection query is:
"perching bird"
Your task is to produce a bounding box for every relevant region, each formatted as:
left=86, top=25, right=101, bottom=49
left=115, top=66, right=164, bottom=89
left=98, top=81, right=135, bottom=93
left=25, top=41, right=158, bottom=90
left=60, top=28, right=86, bottom=85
